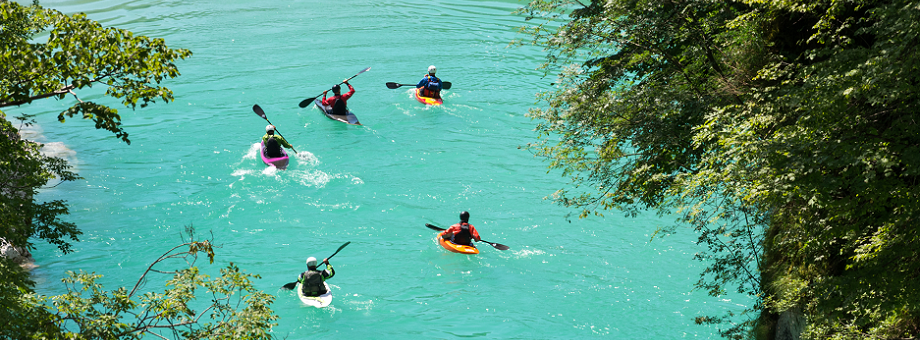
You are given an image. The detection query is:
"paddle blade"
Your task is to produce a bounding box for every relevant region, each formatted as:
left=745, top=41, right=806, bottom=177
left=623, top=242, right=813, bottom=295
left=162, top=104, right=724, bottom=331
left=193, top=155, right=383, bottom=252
left=354, top=66, right=371, bottom=77
left=328, top=241, right=350, bottom=259
left=253, top=104, right=267, bottom=120
left=485, top=241, right=510, bottom=251
left=442, top=82, right=452, bottom=90
left=385, top=82, right=402, bottom=89
left=298, top=97, right=318, bottom=108
left=425, top=223, right=446, bottom=231
left=282, top=281, right=297, bottom=290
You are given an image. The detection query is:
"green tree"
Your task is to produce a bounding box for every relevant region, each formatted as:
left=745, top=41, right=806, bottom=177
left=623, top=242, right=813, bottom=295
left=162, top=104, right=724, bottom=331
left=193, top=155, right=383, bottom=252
left=1, top=113, right=83, bottom=337
left=4, top=228, right=279, bottom=339
left=1, top=0, right=192, bottom=144
left=1, top=0, right=189, bottom=305
left=1, top=3, right=279, bottom=339
left=517, top=0, right=920, bottom=339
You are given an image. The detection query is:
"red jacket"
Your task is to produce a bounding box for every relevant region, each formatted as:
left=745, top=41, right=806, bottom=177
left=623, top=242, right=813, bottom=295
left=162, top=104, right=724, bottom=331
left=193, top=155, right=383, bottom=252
left=445, top=222, right=481, bottom=242
left=321, top=83, right=355, bottom=107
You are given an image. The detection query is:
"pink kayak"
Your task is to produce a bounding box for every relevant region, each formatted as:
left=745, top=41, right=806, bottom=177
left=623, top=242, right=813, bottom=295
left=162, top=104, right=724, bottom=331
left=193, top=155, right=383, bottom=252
left=260, top=141, right=289, bottom=169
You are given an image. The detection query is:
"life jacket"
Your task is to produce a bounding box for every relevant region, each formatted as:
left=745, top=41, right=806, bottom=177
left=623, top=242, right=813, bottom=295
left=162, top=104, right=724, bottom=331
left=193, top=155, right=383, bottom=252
left=424, top=75, right=441, bottom=92
left=331, top=96, right=347, bottom=116
left=265, top=136, right=283, bottom=158
left=421, top=75, right=441, bottom=98
left=300, top=270, right=327, bottom=296
left=451, top=223, right=473, bottom=245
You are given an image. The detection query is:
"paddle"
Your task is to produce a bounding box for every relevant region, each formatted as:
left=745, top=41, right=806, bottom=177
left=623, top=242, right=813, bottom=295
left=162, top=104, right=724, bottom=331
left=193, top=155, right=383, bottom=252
left=282, top=242, right=351, bottom=290
left=298, top=67, right=372, bottom=108
left=425, top=223, right=510, bottom=250
left=252, top=104, right=299, bottom=154
left=385, top=81, right=452, bottom=90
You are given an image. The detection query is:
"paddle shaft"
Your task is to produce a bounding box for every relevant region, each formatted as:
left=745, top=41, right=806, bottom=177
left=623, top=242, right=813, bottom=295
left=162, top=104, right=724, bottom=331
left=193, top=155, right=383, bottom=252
left=299, top=67, right=371, bottom=108
left=252, top=105, right=298, bottom=154
left=324, top=241, right=350, bottom=264
left=282, top=242, right=350, bottom=289
left=386, top=81, right=451, bottom=90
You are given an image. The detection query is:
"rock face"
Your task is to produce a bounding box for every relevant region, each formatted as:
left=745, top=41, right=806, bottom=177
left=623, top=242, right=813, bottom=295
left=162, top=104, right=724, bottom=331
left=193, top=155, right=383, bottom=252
left=1, top=125, right=39, bottom=270
left=1, top=238, right=35, bottom=268
left=776, top=307, right=805, bottom=340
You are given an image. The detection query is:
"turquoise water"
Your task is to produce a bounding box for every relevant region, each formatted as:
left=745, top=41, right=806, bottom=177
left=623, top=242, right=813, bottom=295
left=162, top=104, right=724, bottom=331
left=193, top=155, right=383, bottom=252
left=14, top=0, right=748, bottom=338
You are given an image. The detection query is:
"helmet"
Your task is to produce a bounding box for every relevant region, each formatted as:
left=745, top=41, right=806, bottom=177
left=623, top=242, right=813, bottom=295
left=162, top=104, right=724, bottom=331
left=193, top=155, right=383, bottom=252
left=460, top=211, right=470, bottom=222
left=428, top=65, right=437, bottom=74
left=265, top=124, right=275, bottom=132
left=331, top=84, right=341, bottom=93
left=306, top=257, right=317, bottom=269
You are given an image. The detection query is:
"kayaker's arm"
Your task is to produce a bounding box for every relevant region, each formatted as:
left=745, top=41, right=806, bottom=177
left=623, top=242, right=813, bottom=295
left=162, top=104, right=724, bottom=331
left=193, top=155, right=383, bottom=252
left=470, top=225, right=482, bottom=242
left=277, top=136, right=293, bottom=149
left=441, top=224, right=459, bottom=239
left=323, top=259, right=335, bottom=279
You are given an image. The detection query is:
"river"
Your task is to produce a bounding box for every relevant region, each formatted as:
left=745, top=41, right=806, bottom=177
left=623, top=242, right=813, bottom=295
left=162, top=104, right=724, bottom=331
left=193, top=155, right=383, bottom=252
left=15, top=0, right=747, bottom=338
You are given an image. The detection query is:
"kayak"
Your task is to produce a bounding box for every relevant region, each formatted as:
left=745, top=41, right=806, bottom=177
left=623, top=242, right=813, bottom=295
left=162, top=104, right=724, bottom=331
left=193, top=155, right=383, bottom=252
left=415, top=88, right=443, bottom=106
left=437, top=231, right=479, bottom=255
left=313, top=98, right=361, bottom=125
left=296, top=281, right=333, bottom=308
left=260, top=141, right=289, bottom=170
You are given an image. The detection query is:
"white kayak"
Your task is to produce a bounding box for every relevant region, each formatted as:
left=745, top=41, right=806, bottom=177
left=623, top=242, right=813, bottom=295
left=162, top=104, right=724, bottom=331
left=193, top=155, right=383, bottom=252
left=296, top=281, right=332, bottom=308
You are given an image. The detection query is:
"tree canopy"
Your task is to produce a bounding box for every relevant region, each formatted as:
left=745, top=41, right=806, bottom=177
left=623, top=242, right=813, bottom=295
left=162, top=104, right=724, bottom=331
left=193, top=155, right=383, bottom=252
left=0, top=0, right=190, bottom=292
left=2, top=229, right=279, bottom=340
left=1, top=0, right=191, bottom=144
left=1, top=3, right=279, bottom=339
left=517, top=0, right=919, bottom=338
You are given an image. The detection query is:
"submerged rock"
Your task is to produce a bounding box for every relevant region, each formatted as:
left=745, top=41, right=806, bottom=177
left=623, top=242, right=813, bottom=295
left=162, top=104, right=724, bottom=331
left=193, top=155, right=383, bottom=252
left=1, top=238, right=36, bottom=269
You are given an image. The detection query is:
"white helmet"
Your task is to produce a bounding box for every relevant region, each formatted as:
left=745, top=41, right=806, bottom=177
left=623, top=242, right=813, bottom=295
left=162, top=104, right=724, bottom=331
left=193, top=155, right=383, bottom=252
left=265, top=124, right=275, bottom=132
left=306, top=257, right=317, bottom=268
left=428, top=65, right=436, bottom=74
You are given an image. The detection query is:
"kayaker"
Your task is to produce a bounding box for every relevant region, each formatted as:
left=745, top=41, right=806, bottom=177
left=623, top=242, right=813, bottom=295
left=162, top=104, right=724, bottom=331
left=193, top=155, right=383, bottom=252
left=321, top=80, right=355, bottom=116
left=441, top=211, right=481, bottom=246
left=416, top=65, right=443, bottom=99
left=262, top=125, right=293, bottom=158
left=298, top=257, right=335, bottom=297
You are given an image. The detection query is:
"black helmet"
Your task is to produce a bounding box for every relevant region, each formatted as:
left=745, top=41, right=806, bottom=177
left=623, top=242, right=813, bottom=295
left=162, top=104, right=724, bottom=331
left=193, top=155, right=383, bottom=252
left=460, top=211, right=470, bottom=222
left=331, top=84, right=341, bottom=93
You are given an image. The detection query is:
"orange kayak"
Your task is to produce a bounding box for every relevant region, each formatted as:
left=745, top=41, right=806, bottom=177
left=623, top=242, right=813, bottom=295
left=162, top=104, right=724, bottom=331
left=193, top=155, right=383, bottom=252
left=437, top=231, right=479, bottom=254
left=415, top=88, right=443, bottom=106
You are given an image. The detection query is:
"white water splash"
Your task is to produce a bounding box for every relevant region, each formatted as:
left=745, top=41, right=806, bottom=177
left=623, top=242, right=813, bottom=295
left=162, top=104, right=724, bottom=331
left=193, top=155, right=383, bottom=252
left=243, top=142, right=261, bottom=160
left=291, top=151, right=319, bottom=166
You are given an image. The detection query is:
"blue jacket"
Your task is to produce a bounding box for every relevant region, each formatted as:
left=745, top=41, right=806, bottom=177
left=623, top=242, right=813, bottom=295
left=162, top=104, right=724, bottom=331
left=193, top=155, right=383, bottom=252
left=416, top=74, right=442, bottom=91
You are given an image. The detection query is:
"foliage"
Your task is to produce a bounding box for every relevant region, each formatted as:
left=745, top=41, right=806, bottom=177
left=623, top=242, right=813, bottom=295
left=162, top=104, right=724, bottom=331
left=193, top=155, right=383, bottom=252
left=517, top=0, right=920, bottom=339
left=0, top=3, right=274, bottom=339
left=0, top=113, right=81, bottom=260
left=0, top=111, right=80, bottom=333
left=2, top=230, right=279, bottom=339
left=0, top=0, right=192, bottom=144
